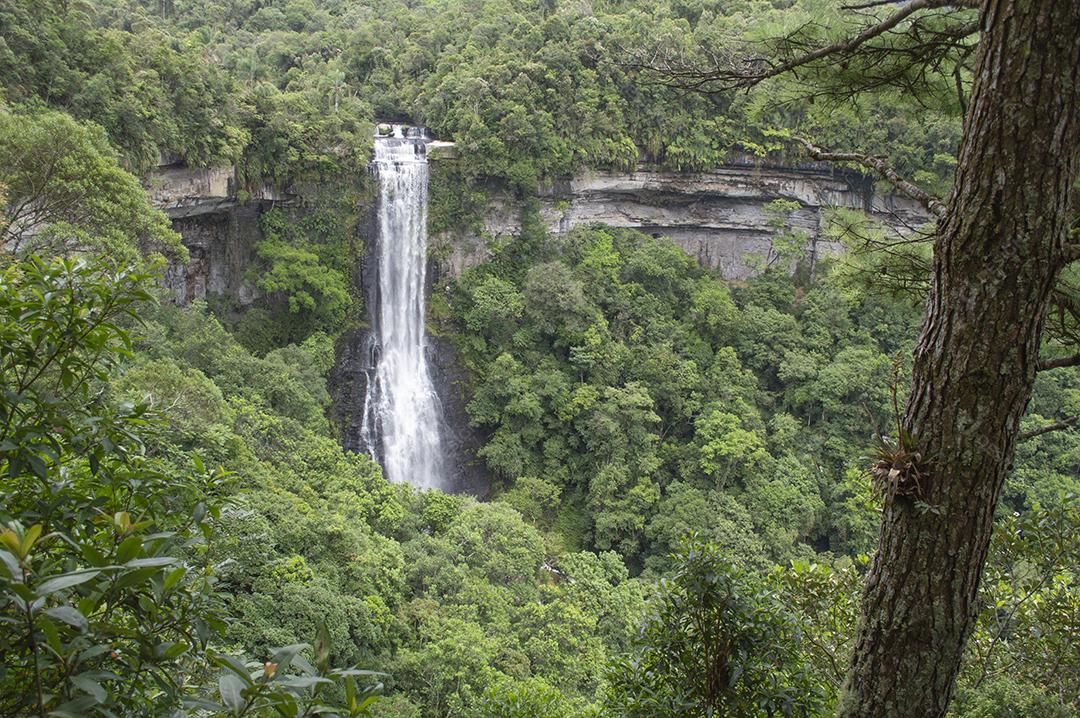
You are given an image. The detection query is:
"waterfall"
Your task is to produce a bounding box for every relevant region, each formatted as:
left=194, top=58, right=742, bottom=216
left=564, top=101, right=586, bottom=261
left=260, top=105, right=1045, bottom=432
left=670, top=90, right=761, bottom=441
left=361, top=125, right=446, bottom=490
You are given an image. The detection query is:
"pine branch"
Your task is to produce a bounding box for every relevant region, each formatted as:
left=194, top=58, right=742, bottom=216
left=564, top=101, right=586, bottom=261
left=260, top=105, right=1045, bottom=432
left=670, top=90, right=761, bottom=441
left=843, top=0, right=974, bottom=9
left=621, top=0, right=980, bottom=106
left=842, top=0, right=912, bottom=9
left=728, top=0, right=979, bottom=88
left=794, top=137, right=947, bottom=218
left=1036, top=354, right=1080, bottom=371
left=1063, top=224, right=1080, bottom=263
left=1019, top=417, right=1078, bottom=442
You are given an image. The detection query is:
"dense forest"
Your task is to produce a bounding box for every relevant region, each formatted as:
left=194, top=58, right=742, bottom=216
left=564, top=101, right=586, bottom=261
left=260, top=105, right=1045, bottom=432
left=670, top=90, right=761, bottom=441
left=1, top=1, right=1077, bottom=717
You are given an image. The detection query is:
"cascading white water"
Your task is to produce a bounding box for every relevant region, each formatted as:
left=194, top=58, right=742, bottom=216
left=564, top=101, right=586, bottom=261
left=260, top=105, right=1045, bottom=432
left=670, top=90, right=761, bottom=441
left=362, top=126, right=446, bottom=490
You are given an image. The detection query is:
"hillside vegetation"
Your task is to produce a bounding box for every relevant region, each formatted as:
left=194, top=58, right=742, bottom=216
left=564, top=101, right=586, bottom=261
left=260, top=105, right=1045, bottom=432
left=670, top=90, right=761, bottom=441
left=0, top=1, right=1076, bottom=717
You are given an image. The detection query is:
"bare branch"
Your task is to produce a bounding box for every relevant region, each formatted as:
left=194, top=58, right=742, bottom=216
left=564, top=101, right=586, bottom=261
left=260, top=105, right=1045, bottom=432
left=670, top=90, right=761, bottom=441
left=794, top=137, right=947, bottom=218
left=1019, top=417, right=1078, bottom=442
left=1063, top=226, right=1080, bottom=263
left=1045, top=285, right=1080, bottom=347
left=844, top=0, right=976, bottom=9
left=842, top=0, right=913, bottom=10
left=1037, top=353, right=1080, bottom=372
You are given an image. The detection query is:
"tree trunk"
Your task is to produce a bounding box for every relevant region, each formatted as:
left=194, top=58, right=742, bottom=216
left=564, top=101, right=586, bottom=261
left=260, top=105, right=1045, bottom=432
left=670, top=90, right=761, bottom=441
left=837, top=1, right=1080, bottom=717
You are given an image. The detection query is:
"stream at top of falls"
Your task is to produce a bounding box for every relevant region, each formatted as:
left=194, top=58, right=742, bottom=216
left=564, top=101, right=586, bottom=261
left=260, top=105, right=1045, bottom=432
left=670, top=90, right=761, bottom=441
left=361, top=126, right=447, bottom=490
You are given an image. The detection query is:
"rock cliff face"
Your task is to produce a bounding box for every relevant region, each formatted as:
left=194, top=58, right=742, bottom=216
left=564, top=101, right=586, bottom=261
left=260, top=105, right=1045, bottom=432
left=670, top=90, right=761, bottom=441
left=426, top=327, right=493, bottom=496
left=433, top=162, right=930, bottom=280
left=145, top=163, right=288, bottom=305
left=150, top=160, right=930, bottom=304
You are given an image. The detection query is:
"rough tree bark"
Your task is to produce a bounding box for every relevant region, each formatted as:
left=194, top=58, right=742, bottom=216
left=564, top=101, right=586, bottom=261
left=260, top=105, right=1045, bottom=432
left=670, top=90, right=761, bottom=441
left=837, top=1, right=1080, bottom=717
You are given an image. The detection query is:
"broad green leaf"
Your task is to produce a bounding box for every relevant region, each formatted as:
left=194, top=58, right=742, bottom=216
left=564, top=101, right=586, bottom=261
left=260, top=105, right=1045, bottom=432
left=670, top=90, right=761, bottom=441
left=113, top=567, right=159, bottom=590
left=79, top=645, right=112, bottom=662
left=292, top=655, right=318, bottom=676
left=219, top=674, right=247, bottom=714
left=39, top=615, right=62, bottom=653
left=212, top=653, right=256, bottom=685
left=275, top=693, right=299, bottom=718
left=276, top=676, right=333, bottom=689
left=49, top=695, right=99, bottom=717
left=159, top=640, right=190, bottom=660
left=125, top=557, right=177, bottom=569
left=21, top=524, right=42, bottom=554
left=0, top=528, right=23, bottom=557
left=36, top=569, right=100, bottom=596
left=115, top=535, right=142, bottom=563
left=334, top=669, right=387, bottom=678
left=44, top=605, right=88, bottom=631
left=71, top=674, right=107, bottom=702
left=271, top=643, right=309, bottom=673
left=80, top=544, right=107, bottom=567
left=0, top=549, right=20, bottom=578
left=184, top=698, right=228, bottom=712
left=163, top=566, right=187, bottom=591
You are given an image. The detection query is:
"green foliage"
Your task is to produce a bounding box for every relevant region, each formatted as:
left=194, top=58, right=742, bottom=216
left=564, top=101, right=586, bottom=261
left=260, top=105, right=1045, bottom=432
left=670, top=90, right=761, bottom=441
left=771, top=559, right=862, bottom=696
left=476, top=676, right=574, bottom=718
left=498, top=476, right=562, bottom=528
left=0, top=257, right=152, bottom=477
left=696, top=410, right=768, bottom=489
left=0, top=0, right=244, bottom=170
left=1, top=3, right=1072, bottom=715
left=235, top=80, right=372, bottom=187
left=122, top=293, right=652, bottom=715
left=0, top=108, right=183, bottom=263
left=254, top=236, right=350, bottom=334
left=191, top=644, right=384, bottom=718
left=112, top=358, right=228, bottom=448
left=243, top=205, right=354, bottom=349
left=950, top=676, right=1076, bottom=718
left=769, top=505, right=1078, bottom=718
left=138, top=303, right=336, bottom=431
left=451, top=224, right=920, bottom=567
left=606, top=507, right=1077, bottom=718
left=1, top=0, right=962, bottom=210
left=957, top=501, right=1079, bottom=715
left=746, top=199, right=810, bottom=273
left=605, top=537, right=828, bottom=717
left=0, top=255, right=381, bottom=716
left=463, top=276, right=525, bottom=336
left=0, top=256, right=220, bottom=716
left=1009, top=367, right=1080, bottom=509
left=0, top=487, right=225, bottom=717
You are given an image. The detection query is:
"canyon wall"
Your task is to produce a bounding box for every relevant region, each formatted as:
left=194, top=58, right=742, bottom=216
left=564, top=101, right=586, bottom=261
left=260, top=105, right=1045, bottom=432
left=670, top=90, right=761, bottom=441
left=145, top=163, right=288, bottom=306
left=433, top=161, right=930, bottom=280
left=150, top=160, right=931, bottom=307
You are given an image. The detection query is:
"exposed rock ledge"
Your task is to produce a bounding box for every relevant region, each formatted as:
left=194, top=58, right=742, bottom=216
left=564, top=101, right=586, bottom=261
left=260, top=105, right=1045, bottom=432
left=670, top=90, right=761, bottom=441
left=144, top=164, right=289, bottom=217
left=145, top=160, right=932, bottom=305
left=433, top=162, right=931, bottom=280
left=144, top=164, right=290, bottom=305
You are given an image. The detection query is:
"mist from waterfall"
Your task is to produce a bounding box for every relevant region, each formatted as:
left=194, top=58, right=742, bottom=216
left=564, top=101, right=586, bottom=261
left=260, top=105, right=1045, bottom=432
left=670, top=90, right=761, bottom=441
left=361, top=126, right=446, bottom=490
